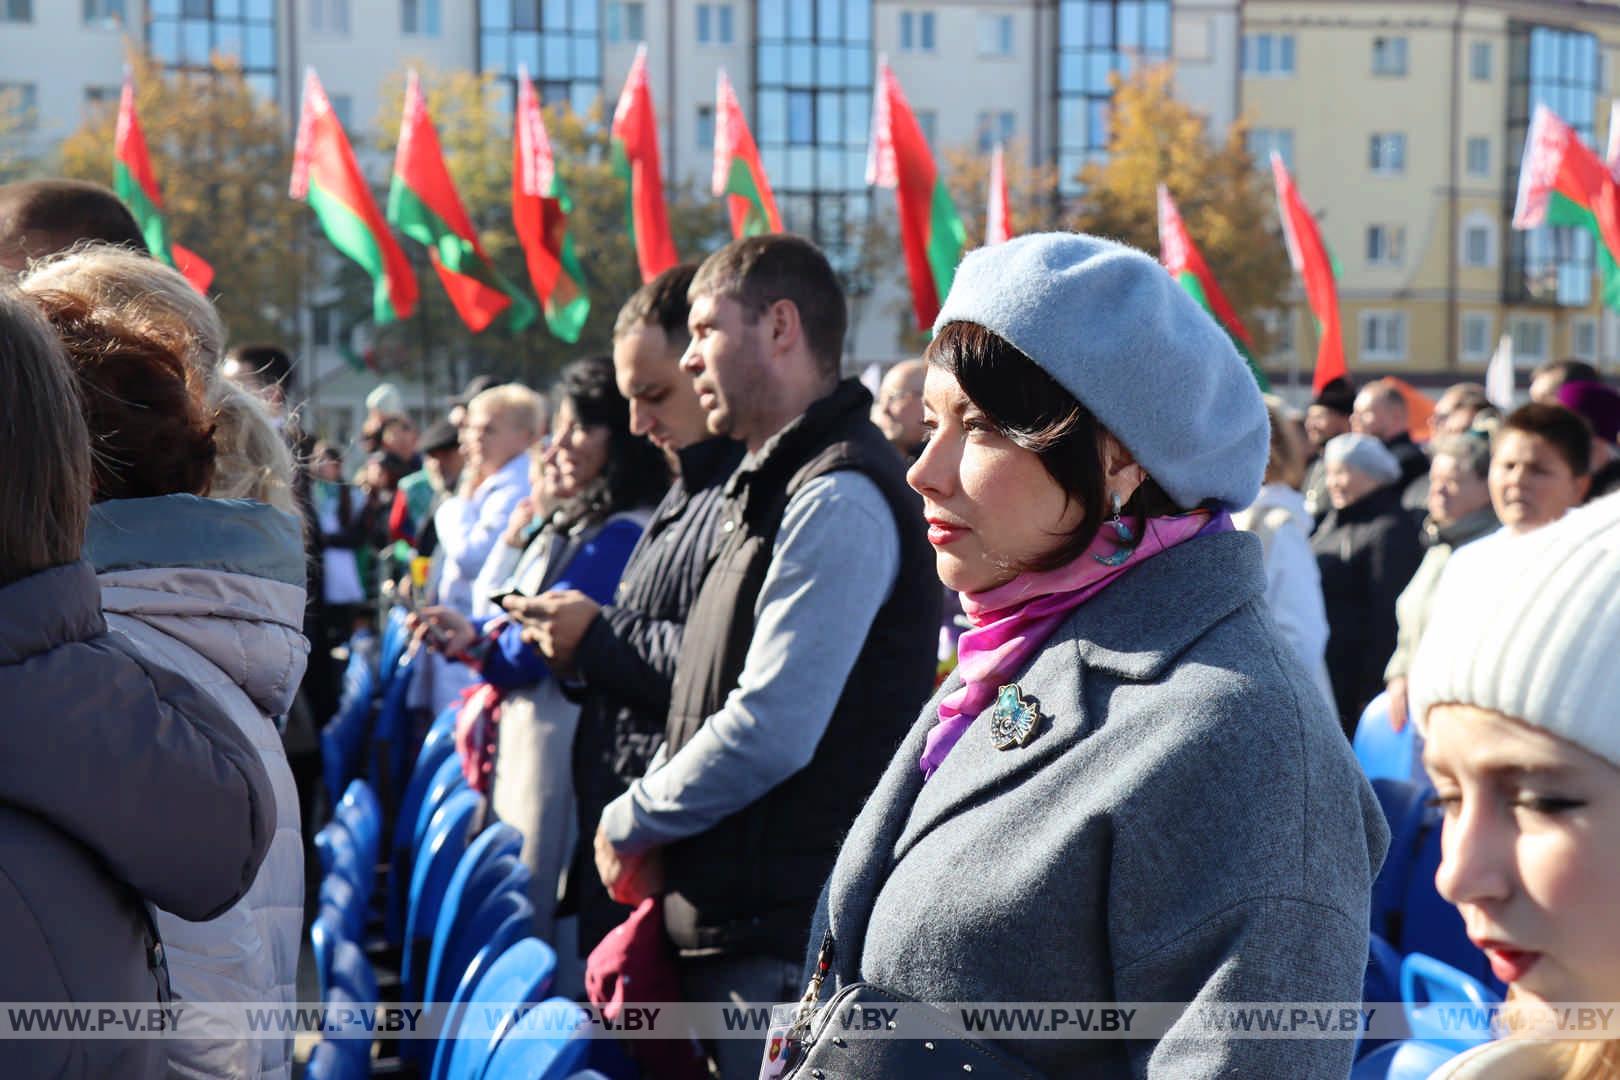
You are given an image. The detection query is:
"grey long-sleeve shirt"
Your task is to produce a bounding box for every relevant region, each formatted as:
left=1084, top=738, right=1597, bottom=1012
left=599, top=469, right=900, bottom=854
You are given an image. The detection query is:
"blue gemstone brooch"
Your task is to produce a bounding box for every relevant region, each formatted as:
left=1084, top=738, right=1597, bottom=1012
left=989, top=684, right=1041, bottom=751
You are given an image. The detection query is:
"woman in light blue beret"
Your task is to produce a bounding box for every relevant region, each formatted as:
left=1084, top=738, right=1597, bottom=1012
left=790, top=233, right=1390, bottom=1078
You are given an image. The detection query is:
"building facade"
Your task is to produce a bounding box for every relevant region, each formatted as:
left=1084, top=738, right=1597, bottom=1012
left=1242, top=0, right=1620, bottom=388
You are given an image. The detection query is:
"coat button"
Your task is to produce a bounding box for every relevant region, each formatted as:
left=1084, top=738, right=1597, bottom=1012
left=722, top=520, right=735, bottom=532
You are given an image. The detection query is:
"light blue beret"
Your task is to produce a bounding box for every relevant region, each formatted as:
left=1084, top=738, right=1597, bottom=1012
left=933, top=232, right=1269, bottom=511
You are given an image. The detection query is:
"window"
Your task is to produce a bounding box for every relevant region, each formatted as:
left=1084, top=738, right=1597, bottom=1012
left=755, top=0, right=873, bottom=260
left=1369, top=133, right=1406, bottom=174
left=916, top=109, right=938, bottom=147
left=310, top=0, right=348, bottom=34
left=1372, top=35, right=1408, bottom=76
left=1241, top=33, right=1295, bottom=76
left=607, top=2, right=644, bottom=43
left=1572, top=317, right=1599, bottom=361
left=1463, top=224, right=1491, bottom=268
left=1246, top=128, right=1294, bottom=171
left=698, top=4, right=734, bottom=45
left=1466, top=136, right=1489, bottom=178
left=84, top=0, right=124, bottom=26
left=900, top=11, right=936, bottom=53
left=1470, top=40, right=1492, bottom=81
left=1511, top=316, right=1549, bottom=363
left=1366, top=225, right=1406, bottom=267
left=1461, top=312, right=1493, bottom=361
left=978, top=13, right=1013, bottom=58
left=149, top=0, right=278, bottom=98
left=1507, top=24, right=1600, bottom=306
left=481, top=0, right=601, bottom=118
left=1057, top=0, right=1173, bottom=193
left=1361, top=312, right=1408, bottom=361
left=83, top=84, right=118, bottom=119
left=976, top=110, right=1015, bottom=153
left=696, top=104, right=715, bottom=150
left=402, top=0, right=439, bottom=36
left=0, top=83, right=37, bottom=132
left=1, top=0, right=31, bottom=22
left=312, top=305, right=337, bottom=348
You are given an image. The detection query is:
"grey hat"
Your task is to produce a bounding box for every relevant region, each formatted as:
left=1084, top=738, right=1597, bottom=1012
left=1322, top=432, right=1401, bottom=486
left=934, top=232, right=1268, bottom=511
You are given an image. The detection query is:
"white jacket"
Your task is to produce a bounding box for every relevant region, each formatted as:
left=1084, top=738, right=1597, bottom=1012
left=1234, top=484, right=1336, bottom=712
left=88, top=496, right=308, bottom=1080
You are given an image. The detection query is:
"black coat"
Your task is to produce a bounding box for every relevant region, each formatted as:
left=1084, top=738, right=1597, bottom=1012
left=1311, top=483, right=1425, bottom=736
left=563, top=436, right=743, bottom=954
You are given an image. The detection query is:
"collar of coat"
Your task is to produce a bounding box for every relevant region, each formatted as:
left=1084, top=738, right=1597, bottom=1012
left=724, top=379, right=873, bottom=504
left=0, top=561, right=104, bottom=666
left=85, top=494, right=306, bottom=588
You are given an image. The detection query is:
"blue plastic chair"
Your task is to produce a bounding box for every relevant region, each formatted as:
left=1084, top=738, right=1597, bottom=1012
left=1403, top=953, right=1498, bottom=1051
left=310, top=906, right=343, bottom=1002
left=415, top=756, right=471, bottom=857
left=1349, top=1039, right=1458, bottom=1080
left=424, top=824, right=525, bottom=1007
left=319, top=873, right=366, bottom=943
left=378, top=605, right=411, bottom=690
left=480, top=998, right=592, bottom=1080
left=306, top=1039, right=364, bottom=1080
left=320, top=987, right=373, bottom=1074
left=424, top=895, right=537, bottom=1080
left=316, top=819, right=369, bottom=902
left=370, top=649, right=419, bottom=803
left=403, top=789, right=482, bottom=1001
left=1354, top=692, right=1421, bottom=783
left=322, top=630, right=379, bottom=803
left=388, top=708, right=460, bottom=947
left=337, top=779, right=383, bottom=870
left=330, top=938, right=380, bottom=1006
left=433, top=937, right=557, bottom=1080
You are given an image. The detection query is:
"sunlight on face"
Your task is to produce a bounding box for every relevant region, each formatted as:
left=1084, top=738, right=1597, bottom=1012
left=906, top=364, right=1085, bottom=594
left=1423, top=705, right=1620, bottom=1005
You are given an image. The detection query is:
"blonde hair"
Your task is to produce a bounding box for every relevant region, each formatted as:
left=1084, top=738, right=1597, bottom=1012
left=469, top=383, right=547, bottom=437
left=1261, top=394, right=1308, bottom=491
left=18, top=243, right=296, bottom=516
left=0, top=289, right=91, bottom=585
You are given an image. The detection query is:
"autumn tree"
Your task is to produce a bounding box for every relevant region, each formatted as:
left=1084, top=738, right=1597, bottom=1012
left=368, top=66, right=727, bottom=392
left=58, top=51, right=305, bottom=347
left=943, top=139, right=1064, bottom=250
left=1070, top=65, right=1290, bottom=357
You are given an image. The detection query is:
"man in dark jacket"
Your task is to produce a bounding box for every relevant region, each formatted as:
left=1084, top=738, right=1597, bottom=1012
left=1352, top=379, right=1429, bottom=512
left=592, top=236, right=940, bottom=1078
left=508, top=263, right=745, bottom=958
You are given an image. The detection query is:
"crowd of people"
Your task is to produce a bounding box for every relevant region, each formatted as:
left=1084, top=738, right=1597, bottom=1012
left=1, top=174, right=1618, bottom=1080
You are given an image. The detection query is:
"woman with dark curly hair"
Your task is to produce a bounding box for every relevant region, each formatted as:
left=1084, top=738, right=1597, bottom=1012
left=22, top=264, right=308, bottom=1080
left=417, top=354, right=666, bottom=946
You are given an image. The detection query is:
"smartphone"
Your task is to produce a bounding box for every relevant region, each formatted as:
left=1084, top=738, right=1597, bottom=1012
left=486, top=588, right=523, bottom=612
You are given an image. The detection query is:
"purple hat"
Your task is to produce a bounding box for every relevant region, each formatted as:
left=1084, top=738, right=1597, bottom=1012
left=1556, top=380, right=1620, bottom=443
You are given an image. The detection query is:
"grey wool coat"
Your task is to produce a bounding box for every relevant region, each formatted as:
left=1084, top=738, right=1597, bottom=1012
left=807, top=530, right=1390, bottom=1078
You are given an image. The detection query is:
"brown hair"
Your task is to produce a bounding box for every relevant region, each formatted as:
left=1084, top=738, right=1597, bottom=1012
left=30, top=289, right=217, bottom=501
left=689, top=234, right=848, bottom=377
left=927, top=321, right=1184, bottom=572
left=0, top=180, right=147, bottom=269
left=0, top=289, right=92, bottom=586
left=1497, top=402, right=1593, bottom=477
left=1260, top=395, right=1308, bottom=490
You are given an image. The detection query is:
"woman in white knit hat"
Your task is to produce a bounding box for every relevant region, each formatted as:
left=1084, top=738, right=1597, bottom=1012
left=1411, top=493, right=1620, bottom=1079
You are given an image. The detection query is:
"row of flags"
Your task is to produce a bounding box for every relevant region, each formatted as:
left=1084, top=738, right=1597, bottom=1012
left=113, top=58, right=1620, bottom=391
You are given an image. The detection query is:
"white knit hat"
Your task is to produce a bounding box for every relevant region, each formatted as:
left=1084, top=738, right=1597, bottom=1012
left=1409, top=492, right=1620, bottom=768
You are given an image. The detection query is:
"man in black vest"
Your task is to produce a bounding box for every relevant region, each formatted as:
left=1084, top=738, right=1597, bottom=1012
left=594, top=235, right=940, bottom=1077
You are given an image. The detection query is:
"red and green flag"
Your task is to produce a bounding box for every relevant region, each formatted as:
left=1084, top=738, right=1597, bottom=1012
left=867, top=58, right=966, bottom=331
left=712, top=68, right=782, bottom=239
left=1515, top=103, right=1620, bottom=312
left=387, top=70, right=535, bottom=334
left=611, top=45, right=679, bottom=283
left=114, top=73, right=213, bottom=294
left=1157, top=184, right=1269, bottom=390
left=1271, top=154, right=1345, bottom=393
left=290, top=68, right=418, bottom=326
left=986, top=144, right=1012, bottom=246
left=513, top=67, right=589, bottom=343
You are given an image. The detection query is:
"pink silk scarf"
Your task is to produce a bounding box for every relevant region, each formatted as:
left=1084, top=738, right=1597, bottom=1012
left=919, top=510, right=1231, bottom=779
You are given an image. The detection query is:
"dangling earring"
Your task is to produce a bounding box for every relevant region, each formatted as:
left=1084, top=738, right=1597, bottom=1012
left=1094, top=491, right=1138, bottom=566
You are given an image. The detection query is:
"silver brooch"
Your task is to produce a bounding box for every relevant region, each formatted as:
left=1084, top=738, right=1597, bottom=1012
left=989, top=684, right=1041, bottom=750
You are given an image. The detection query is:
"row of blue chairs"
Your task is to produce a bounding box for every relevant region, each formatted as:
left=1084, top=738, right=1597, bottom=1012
left=322, top=607, right=421, bottom=816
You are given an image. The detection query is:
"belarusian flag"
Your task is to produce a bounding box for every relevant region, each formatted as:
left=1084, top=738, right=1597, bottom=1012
left=1157, top=184, right=1269, bottom=390
left=387, top=70, right=535, bottom=334
left=611, top=45, right=679, bottom=283
left=114, top=73, right=214, bottom=294
left=1516, top=104, right=1620, bottom=312
left=513, top=67, right=589, bottom=343
left=1271, top=154, right=1345, bottom=393
left=712, top=68, right=781, bottom=239
left=290, top=68, right=418, bottom=325
left=986, top=143, right=1012, bottom=245
left=868, top=58, right=966, bottom=331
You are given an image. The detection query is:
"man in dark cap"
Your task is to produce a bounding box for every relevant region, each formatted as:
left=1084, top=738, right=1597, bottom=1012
left=390, top=419, right=463, bottom=557
left=1303, top=377, right=1355, bottom=520
left=1555, top=379, right=1620, bottom=499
